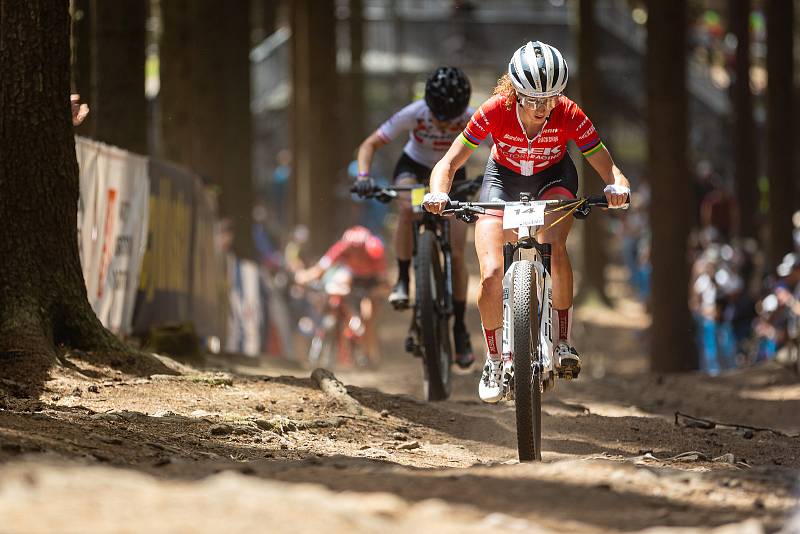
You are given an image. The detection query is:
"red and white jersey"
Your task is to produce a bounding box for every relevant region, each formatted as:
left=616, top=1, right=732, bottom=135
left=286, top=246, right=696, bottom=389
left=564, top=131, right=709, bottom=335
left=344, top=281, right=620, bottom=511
left=378, top=100, right=473, bottom=168
left=459, top=95, right=604, bottom=176
left=319, top=236, right=386, bottom=279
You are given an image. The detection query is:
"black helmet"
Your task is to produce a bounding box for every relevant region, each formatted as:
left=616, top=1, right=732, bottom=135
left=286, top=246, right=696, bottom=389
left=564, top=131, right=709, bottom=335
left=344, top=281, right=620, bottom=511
left=424, top=66, right=471, bottom=121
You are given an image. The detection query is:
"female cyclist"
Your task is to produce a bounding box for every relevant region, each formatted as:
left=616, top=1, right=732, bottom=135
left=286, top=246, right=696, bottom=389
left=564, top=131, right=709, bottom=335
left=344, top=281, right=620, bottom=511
left=423, top=41, right=631, bottom=402
left=353, top=66, right=476, bottom=369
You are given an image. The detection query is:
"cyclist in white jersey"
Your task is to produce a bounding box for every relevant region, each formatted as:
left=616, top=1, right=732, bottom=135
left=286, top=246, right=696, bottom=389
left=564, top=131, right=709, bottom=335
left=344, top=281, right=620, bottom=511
left=354, top=67, right=476, bottom=369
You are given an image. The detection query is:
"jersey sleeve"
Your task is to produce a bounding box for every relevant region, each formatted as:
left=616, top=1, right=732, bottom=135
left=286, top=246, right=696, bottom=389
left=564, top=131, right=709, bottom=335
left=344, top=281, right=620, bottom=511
left=377, top=101, right=421, bottom=143
left=318, top=240, right=350, bottom=270
left=565, top=100, right=604, bottom=157
left=459, top=96, right=501, bottom=149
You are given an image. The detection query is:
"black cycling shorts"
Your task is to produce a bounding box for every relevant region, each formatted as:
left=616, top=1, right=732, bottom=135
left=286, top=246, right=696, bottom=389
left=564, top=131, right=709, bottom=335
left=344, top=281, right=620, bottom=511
left=392, top=152, right=469, bottom=200
left=479, top=155, right=578, bottom=202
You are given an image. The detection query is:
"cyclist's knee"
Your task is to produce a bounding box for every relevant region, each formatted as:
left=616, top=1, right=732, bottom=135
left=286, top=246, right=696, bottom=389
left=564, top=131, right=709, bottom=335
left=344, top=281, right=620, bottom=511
left=361, top=298, right=373, bottom=320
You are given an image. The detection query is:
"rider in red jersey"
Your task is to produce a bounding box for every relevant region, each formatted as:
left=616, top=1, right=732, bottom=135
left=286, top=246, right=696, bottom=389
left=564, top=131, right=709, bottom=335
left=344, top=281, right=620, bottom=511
left=424, top=41, right=631, bottom=403
left=296, top=226, right=387, bottom=362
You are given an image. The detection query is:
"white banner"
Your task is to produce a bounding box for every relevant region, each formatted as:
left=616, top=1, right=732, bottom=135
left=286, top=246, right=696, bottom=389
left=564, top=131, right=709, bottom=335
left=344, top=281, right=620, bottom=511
left=225, top=256, right=263, bottom=357
left=76, top=137, right=149, bottom=335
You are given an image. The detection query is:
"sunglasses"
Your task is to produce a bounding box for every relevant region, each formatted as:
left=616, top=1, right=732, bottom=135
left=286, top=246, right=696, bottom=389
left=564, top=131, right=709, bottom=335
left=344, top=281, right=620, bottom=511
left=518, top=95, right=559, bottom=111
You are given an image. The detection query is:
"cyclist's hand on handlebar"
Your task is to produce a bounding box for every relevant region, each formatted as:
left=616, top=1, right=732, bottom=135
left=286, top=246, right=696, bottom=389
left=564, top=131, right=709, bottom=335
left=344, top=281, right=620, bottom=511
left=353, top=177, right=375, bottom=198
left=422, top=191, right=450, bottom=215
left=603, top=184, right=630, bottom=209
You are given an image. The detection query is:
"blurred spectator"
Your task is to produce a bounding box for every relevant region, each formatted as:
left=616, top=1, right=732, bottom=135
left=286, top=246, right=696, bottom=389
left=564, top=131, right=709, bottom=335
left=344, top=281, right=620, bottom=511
left=754, top=252, right=800, bottom=363
left=284, top=224, right=311, bottom=273
left=251, top=203, right=284, bottom=270
left=71, top=94, right=89, bottom=126
left=272, top=149, right=292, bottom=224
left=620, top=182, right=651, bottom=302
left=699, top=179, right=738, bottom=240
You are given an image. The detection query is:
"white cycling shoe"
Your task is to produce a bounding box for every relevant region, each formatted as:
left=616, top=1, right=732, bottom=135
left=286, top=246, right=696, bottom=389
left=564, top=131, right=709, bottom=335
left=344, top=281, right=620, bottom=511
left=555, top=341, right=581, bottom=378
left=478, top=355, right=504, bottom=403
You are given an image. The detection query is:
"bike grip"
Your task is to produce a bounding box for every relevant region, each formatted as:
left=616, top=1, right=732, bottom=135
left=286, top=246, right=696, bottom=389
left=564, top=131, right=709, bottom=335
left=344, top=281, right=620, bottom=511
left=588, top=193, right=631, bottom=209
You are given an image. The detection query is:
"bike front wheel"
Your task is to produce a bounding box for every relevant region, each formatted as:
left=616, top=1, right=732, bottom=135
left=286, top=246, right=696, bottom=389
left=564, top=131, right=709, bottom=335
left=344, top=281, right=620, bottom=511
left=512, top=260, right=542, bottom=461
left=415, top=229, right=452, bottom=401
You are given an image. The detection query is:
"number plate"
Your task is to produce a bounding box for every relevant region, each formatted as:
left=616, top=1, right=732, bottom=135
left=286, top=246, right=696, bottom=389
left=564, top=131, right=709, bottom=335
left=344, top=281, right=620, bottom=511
left=411, top=187, right=427, bottom=213
left=411, top=187, right=426, bottom=207
left=503, top=202, right=546, bottom=229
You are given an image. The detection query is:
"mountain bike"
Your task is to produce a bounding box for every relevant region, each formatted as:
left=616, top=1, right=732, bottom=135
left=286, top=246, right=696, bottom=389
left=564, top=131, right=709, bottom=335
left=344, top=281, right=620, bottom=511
left=296, top=269, right=368, bottom=369
left=354, top=178, right=482, bottom=400
left=444, top=193, right=628, bottom=461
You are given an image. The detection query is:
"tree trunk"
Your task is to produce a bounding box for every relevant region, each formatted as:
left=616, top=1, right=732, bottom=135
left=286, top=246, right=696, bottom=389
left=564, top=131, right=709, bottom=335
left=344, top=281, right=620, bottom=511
left=0, top=1, right=160, bottom=393
left=576, top=0, right=611, bottom=307
left=729, top=0, right=757, bottom=239
left=765, top=0, right=795, bottom=268
left=161, top=0, right=255, bottom=260
left=290, top=0, right=339, bottom=254
left=87, top=0, right=147, bottom=154
left=348, top=0, right=366, bottom=151
left=646, top=0, right=697, bottom=373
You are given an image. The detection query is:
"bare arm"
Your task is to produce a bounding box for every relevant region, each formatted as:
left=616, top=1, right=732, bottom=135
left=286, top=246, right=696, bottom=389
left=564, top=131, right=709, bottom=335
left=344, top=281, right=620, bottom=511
left=294, top=264, right=324, bottom=285
left=586, top=146, right=630, bottom=208
left=356, top=131, right=389, bottom=178
left=423, top=140, right=475, bottom=214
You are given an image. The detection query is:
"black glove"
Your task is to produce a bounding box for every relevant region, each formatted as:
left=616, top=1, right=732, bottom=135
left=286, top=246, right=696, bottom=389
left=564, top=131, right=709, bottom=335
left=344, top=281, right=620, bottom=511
left=353, top=177, right=375, bottom=198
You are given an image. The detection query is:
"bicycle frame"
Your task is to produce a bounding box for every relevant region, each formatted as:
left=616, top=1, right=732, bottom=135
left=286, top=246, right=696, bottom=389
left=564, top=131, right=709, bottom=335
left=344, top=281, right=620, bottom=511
left=502, top=230, right=555, bottom=385
left=412, top=212, right=454, bottom=316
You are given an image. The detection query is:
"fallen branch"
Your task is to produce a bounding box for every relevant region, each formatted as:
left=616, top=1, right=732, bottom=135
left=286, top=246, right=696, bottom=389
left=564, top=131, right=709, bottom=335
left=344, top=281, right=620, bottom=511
left=674, top=411, right=799, bottom=438
left=311, top=368, right=363, bottom=415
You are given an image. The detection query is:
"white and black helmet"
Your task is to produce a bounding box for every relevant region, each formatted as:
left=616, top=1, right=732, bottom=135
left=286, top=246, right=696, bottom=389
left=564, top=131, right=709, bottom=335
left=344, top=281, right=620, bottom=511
left=508, top=41, right=568, bottom=97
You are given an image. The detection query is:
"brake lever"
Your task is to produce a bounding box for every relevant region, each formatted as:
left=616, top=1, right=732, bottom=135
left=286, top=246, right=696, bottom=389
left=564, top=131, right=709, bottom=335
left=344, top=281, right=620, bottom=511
left=573, top=204, right=591, bottom=219
left=457, top=212, right=479, bottom=223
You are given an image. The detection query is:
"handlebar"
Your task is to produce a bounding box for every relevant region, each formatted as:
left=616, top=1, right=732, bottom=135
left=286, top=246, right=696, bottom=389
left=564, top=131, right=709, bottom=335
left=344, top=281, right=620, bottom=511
left=441, top=194, right=630, bottom=222
left=350, top=175, right=484, bottom=202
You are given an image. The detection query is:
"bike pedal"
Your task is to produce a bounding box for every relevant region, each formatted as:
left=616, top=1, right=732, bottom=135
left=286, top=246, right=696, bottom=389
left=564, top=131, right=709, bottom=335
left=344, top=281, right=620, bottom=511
left=404, top=336, right=422, bottom=357
left=557, top=367, right=580, bottom=381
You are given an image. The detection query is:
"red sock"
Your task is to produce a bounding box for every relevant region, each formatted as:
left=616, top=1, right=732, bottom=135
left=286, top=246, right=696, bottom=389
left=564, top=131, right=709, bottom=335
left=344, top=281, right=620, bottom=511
left=556, top=307, right=572, bottom=343
left=483, top=326, right=501, bottom=358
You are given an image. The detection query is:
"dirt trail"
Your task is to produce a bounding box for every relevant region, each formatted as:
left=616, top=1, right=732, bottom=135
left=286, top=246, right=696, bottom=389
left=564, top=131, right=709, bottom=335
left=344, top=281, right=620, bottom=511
left=0, top=295, right=798, bottom=533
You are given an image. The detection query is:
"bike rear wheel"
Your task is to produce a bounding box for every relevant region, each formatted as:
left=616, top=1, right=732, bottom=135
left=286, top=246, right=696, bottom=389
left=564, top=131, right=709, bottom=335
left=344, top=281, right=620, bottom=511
left=512, top=260, right=542, bottom=461
left=416, top=229, right=452, bottom=401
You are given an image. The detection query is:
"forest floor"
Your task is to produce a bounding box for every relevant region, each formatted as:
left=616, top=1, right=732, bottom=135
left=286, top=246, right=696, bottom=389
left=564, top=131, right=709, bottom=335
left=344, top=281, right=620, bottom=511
left=0, top=276, right=798, bottom=533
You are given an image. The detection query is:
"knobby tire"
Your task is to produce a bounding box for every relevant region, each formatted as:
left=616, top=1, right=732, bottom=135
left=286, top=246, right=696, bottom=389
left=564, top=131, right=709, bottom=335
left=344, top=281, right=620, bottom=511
left=513, top=260, right=542, bottom=461
left=416, top=229, right=452, bottom=401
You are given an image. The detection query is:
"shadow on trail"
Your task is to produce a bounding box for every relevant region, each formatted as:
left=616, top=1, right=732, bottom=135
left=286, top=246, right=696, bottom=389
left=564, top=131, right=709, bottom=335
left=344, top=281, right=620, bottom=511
left=0, top=398, right=793, bottom=532
left=250, top=456, right=769, bottom=532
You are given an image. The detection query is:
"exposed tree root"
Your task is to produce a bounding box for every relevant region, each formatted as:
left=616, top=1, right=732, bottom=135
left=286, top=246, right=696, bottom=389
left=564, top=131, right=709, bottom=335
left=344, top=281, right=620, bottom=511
left=0, top=300, right=176, bottom=397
